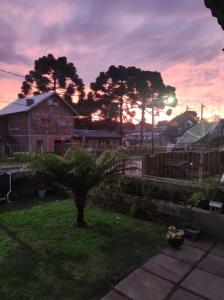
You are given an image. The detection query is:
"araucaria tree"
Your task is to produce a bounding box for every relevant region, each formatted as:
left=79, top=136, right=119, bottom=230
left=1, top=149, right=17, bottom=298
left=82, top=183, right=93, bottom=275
left=20, top=53, right=85, bottom=102
left=204, top=0, right=224, bottom=30
left=29, top=148, right=130, bottom=227
left=131, top=70, right=177, bottom=144
left=90, top=65, right=138, bottom=135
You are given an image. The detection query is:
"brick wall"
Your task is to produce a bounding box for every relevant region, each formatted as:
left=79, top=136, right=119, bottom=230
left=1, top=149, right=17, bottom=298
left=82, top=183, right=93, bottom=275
left=0, top=117, right=9, bottom=135
left=30, top=95, right=74, bottom=136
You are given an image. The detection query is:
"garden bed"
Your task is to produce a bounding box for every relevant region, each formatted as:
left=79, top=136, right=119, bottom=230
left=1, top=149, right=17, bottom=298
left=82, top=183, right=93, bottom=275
left=89, top=188, right=224, bottom=240
left=0, top=199, right=165, bottom=300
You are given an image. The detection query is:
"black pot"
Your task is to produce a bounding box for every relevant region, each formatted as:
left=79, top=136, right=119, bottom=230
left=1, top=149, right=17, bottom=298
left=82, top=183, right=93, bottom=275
left=184, top=227, right=201, bottom=241
left=168, top=238, right=184, bottom=248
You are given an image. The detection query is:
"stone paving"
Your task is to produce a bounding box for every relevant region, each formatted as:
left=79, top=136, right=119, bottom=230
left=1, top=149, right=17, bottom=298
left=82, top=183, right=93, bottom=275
left=101, top=238, right=224, bottom=300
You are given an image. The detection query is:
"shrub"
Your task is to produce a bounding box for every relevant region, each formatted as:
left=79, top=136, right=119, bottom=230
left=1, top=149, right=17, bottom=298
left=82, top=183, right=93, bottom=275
left=129, top=198, right=150, bottom=220
left=13, top=152, right=38, bottom=162
left=186, top=192, right=205, bottom=208
left=101, top=176, right=155, bottom=199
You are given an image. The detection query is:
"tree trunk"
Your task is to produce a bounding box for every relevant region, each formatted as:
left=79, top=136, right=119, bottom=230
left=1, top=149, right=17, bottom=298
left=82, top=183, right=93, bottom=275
left=74, top=195, right=87, bottom=227
left=119, top=96, right=124, bottom=136
left=53, top=73, right=57, bottom=91
left=151, top=106, right=155, bottom=154
left=140, top=100, right=146, bottom=145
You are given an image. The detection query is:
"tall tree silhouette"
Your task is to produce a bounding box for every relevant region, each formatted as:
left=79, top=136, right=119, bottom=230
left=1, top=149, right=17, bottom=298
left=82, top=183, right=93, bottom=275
left=130, top=70, right=177, bottom=144
left=165, top=111, right=198, bottom=140
left=75, top=91, right=98, bottom=119
left=90, top=65, right=138, bottom=135
left=20, top=54, right=85, bottom=102
left=204, top=0, right=224, bottom=30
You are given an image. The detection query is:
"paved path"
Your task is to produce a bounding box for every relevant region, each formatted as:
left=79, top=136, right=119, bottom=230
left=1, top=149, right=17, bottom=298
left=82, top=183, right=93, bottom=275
left=101, top=238, right=224, bottom=300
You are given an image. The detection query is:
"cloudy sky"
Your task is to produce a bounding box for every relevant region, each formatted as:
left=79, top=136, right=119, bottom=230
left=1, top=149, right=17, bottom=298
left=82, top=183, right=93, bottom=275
left=0, top=0, right=223, bottom=120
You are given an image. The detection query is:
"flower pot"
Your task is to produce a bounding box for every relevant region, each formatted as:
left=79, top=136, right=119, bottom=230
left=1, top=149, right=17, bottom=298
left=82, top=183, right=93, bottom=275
left=38, top=189, right=47, bottom=199
left=184, top=227, right=201, bottom=241
left=168, top=238, right=184, bottom=249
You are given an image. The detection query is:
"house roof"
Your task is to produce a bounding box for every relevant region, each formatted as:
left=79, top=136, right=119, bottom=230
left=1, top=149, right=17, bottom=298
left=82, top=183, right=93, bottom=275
left=0, top=92, right=79, bottom=116
left=177, top=116, right=220, bottom=145
left=74, top=130, right=122, bottom=139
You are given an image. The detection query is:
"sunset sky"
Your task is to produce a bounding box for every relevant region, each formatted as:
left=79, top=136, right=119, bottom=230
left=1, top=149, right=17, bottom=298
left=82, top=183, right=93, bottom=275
left=0, top=0, right=223, bottom=122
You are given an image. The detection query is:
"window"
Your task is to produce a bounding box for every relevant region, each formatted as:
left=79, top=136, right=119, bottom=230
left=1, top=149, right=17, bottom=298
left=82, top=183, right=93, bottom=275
left=58, top=119, right=68, bottom=126
left=41, top=119, right=50, bottom=125
left=36, top=140, right=44, bottom=153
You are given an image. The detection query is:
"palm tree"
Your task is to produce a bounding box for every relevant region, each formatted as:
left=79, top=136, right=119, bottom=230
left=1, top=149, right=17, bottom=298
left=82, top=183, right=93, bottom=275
left=29, top=148, right=130, bottom=227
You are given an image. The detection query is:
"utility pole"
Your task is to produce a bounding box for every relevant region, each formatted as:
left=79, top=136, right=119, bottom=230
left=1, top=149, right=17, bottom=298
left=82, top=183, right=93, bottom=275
left=151, top=106, right=155, bottom=154
left=199, top=103, right=205, bottom=181
left=186, top=105, right=189, bottom=112
left=201, top=103, right=206, bottom=123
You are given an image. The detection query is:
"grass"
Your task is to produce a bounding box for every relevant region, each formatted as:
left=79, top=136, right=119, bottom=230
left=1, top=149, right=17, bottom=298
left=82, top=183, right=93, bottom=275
left=0, top=199, right=166, bottom=300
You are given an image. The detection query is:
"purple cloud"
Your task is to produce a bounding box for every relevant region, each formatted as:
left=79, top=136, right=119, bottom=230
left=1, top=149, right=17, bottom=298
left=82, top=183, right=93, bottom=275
left=0, top=0, right=223, bottom=118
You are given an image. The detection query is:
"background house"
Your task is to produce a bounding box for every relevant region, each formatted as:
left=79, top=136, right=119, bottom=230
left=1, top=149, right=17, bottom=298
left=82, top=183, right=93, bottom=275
left=0, top=92, right=77, bottom=154
left=177, top=116, right=222, bottom=146
left=73, top=129, right=122, bottom=149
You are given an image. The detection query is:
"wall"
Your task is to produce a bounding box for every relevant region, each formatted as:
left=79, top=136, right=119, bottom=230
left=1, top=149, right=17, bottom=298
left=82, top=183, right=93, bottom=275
left=0, top=117, right=9, bottom=135
left=89, top=188, right=224, bottom=241
left=29, top=95, right=74, bottom=152
left=7, top=112, right=29, bottom=150
left=30, top=95, right=74, bottom=136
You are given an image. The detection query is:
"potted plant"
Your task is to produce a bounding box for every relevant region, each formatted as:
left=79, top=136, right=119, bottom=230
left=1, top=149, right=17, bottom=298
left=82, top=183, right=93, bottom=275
left=166, top=226, right=185, bottom=248
left=183, top=192, right=202, bottom=240
left=38, top=182, right=47, bottom=199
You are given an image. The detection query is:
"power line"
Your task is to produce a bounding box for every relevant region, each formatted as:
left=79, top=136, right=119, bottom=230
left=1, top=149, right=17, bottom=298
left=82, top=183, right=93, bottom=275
left=0, top=68, right=24, bottom=78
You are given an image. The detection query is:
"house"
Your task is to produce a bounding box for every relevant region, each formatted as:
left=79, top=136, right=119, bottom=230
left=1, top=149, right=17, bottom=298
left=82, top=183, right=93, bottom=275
left=73, top=130, right=122, bottom=149
left=125, top=130, right=162, bottom=145
left=0, top=92, right=77, bottom=154
left=176, top=116, right=222, bottom=146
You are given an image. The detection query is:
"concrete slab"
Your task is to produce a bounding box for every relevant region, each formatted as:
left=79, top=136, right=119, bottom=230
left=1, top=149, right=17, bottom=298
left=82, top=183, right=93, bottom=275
left=181, top=268, right=224, bottom=300
left=161, top=244, right=205, bottom=265
left=199, top=253, right=224, bottom=278
left=210, top=242, right=224, bottom=259
left=185, top=237, right=214, bottom=251
left=101, top=291, right=127, bottom=300
left=170, top=288, right=204, bottom=300
left=142, top=254, right=191, bottom=283
left=115, top=268, right=174, bottom=300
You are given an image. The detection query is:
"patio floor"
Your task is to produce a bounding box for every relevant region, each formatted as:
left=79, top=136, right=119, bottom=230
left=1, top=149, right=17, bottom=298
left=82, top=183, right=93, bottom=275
left=101, top=238, right=224, bottom=300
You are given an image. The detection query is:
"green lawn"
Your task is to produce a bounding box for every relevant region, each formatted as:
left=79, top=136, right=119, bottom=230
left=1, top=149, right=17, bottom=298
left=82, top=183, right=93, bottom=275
left=0, top=199, right=166, bottom=300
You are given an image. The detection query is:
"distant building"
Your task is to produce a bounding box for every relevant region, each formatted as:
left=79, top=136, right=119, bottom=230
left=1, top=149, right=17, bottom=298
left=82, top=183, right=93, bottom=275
left=73, top=129, right=122, bottom=149
left=0, top=92, right=77, bottom=154
left=125, top=125, right=168, bottom=146
left=177, top=117, right=224, bottom=146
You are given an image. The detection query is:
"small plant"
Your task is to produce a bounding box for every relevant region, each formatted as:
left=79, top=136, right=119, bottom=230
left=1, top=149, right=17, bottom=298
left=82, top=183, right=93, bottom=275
left=186, top=192, right=205, bottom=207
left=13, top=152, right=38, bottom=162
left=183, top=192, right=202, bottom=240
left=166, top=226, right=184, bottom=248
left=167, top=184, right=179, bottom=202
left=129, top=198, right=149, bottom=220
left=166, top=226, right=184, bottom=240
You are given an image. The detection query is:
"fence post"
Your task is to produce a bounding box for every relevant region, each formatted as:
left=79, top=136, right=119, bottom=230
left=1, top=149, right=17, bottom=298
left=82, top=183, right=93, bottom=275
left=142, top=154, right=149, bottom=176
left=122, top=158, right=126, bottom=175
left=198, top=148, right=204, bottom=183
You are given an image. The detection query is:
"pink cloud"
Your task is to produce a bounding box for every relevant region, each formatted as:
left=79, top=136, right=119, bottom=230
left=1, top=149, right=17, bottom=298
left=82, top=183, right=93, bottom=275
left=0, top=0, right=223, bottom=122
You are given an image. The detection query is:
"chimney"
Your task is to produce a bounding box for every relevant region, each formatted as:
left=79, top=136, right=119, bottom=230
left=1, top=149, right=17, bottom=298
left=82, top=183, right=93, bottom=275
left=26, top=98, right=34, bottom=106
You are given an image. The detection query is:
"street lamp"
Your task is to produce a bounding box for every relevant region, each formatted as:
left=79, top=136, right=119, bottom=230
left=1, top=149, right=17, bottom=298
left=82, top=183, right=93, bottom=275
left=167, top=96, right=176, bottom=106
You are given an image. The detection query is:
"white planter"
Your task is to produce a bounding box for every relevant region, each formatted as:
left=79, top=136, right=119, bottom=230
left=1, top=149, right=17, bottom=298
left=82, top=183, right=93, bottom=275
left=38, top=189, right=47, bottom=199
